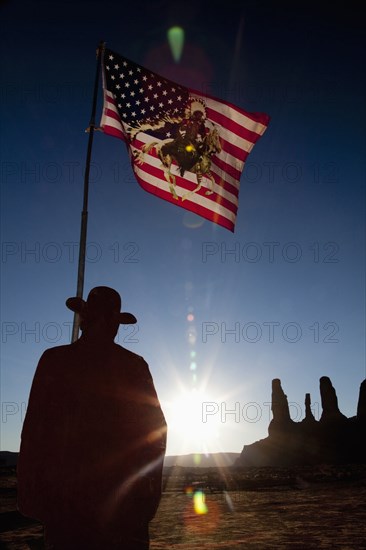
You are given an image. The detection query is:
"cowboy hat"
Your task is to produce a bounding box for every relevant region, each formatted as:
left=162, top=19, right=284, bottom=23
left=66, top=286, right=137, bottom=324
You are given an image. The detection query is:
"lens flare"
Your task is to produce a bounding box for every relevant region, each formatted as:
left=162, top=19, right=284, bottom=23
left=182, top=211, right=205, bottom=229
left=193, top=490, right=208, bottom=515
left=187, top=328, right=196, bottom=345
left=167, top=26, right=185, bottom=62
left=193, top=453, right=201, bottom=466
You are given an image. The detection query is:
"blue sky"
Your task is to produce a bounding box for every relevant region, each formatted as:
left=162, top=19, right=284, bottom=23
left=1, top=0, right=365, bottom=457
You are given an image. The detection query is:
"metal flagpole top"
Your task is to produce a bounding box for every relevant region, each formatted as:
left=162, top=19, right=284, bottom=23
left=71, top=41, right=105, bottom=343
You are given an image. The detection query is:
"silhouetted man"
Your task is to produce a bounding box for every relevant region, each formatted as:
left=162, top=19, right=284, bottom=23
left=17, top=287, right=167, bottom=549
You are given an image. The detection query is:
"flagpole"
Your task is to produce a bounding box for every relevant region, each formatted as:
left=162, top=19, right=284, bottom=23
left=71, top=40, right=105, bottom=343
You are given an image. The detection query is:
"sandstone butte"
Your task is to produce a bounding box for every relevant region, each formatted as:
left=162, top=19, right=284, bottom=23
left=236, top=377, right=366, bottom=467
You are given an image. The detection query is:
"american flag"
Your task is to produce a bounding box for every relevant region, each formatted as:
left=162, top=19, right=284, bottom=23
left=100, top=47, right=270, bottom=232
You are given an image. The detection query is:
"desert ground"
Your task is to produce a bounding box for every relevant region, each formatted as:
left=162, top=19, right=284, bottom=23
left=1, top=464, right=366, bottom=549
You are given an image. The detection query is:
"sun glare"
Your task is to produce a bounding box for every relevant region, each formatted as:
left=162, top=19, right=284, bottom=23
left=165, top=385, right=221, bottom=455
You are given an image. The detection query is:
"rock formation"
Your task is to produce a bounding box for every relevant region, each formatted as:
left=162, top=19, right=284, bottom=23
left=356, top=379, right=366, bottom=422
left=236, top=377, right=366, bottom=467
left=303, top=393, right=316, bottom=423
left=319, top=376, right=347, bottom=423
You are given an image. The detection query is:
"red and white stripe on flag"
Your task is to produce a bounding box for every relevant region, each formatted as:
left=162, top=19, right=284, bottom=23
left=100, top=49, right=269, bottom=232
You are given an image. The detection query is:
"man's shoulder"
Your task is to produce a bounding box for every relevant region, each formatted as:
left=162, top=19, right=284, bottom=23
left=34, top=343, right=77, bottom=369
left=111, top=344, right=156, bottom=385
left=41, top=343, right=78, bottom=358
left=41, top=342, right=145, bottom=359
left=112, top=343, right=147, bottom=364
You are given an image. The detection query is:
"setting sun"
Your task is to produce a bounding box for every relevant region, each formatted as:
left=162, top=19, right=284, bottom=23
left=164, top=385, right=222, bottom=455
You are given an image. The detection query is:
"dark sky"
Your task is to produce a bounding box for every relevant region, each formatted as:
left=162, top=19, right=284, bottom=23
left=1, top=0, right=365, bottom=455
